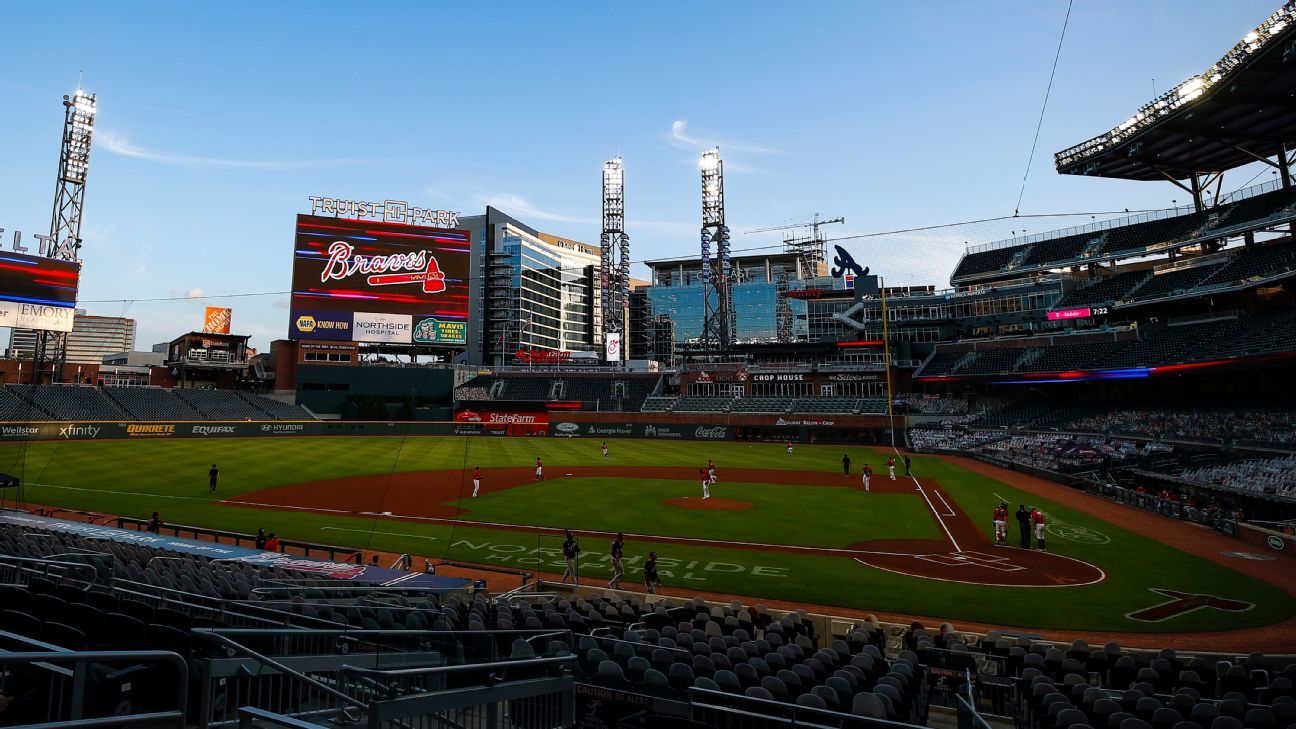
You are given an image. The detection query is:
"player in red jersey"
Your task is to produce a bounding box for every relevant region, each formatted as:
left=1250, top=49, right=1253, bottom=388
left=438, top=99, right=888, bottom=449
left=992, top=502, right=1008, bottom=545
left=472, top=466, right=482, bottom=497
left=887, top=456, right=896, bottom=480
left=862, top=464, right=873, bottom=491
left=535, top=457, right=544, bottom=481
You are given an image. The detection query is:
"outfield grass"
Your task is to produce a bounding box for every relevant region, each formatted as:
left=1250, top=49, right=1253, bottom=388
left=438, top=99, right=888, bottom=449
left=3, top=436, right=1290, bottom=634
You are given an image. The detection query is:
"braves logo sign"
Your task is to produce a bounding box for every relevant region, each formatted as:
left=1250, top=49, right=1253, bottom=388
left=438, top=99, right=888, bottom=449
left=321, top=241, right=447, bottom=293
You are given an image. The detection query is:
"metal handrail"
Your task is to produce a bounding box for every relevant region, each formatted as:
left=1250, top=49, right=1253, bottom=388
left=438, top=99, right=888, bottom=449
left=0, top=650, right=189, bottom=726
left=340, top=653, right=576, bottom=681
left=191, top=629, right=367, bottom=712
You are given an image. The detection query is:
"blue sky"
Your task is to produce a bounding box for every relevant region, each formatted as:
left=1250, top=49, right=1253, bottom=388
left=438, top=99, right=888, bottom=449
left=0, top=1, right=1282, bottom=350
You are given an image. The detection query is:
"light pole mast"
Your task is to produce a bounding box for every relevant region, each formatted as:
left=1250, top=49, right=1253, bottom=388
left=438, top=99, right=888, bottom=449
left=35, top=89, right=96, bottom=383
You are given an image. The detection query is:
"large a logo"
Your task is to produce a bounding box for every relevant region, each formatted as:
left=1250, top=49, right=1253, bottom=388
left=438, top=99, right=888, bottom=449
left=1126, top=588, right=1254, bottom=623
left=321, top=241, right=446, bottom=293
left=831, top=245, right=870, bottom=302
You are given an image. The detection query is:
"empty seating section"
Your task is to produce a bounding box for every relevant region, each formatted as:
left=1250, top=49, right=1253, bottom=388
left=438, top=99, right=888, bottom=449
left=1057, top=270, right=1149, bottom=308
left=674, top=397, right=733, bottom=412
left=792, top=397, right=859, bottom=414
left=6, top=384, right=123, bottom=420
left=952, top=245, right=1021, bottom=280
left=238, top=392, right=313, bottom=420
left=916, top=351, right=967, bottom=378
left=731, top=397, right=794, bottom=413
left=954, top=185, right=1296, bottom=280
left=1199, top=243, right=1296, bottom=287
left=919, top=309, right=1296, bottom=378
left=172, top=388, right=270, bottom=420
left=0, top=386, right=42, bottom=420
left=640, top=396, right=677, bottom=412
left=1126, top=263, right=1223, bottom=302
left=103, top=386, right=202, bottom=420
left=499, top=377, right=555, bottom=400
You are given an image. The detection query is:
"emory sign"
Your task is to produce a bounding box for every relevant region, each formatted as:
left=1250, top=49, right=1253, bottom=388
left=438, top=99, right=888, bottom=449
left=308, top=196, right=459, bottom=228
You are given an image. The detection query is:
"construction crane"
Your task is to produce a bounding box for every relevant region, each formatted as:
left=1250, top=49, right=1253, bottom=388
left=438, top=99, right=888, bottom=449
left=744, top=213, right=845, bottom=269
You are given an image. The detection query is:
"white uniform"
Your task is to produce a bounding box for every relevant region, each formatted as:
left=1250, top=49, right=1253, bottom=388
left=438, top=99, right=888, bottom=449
left=708, top=467, right=716, bottom=485
left=702, top=478, right=710, bottom=499
left=472, top=478, right=480, bottom=497
left=889, top=464, right=896, bottom=480
left=535, top=466, right=543, bottom=479
left=863, top=472, right=871, bottom=491
left=602, top=445, right=608, bottom=458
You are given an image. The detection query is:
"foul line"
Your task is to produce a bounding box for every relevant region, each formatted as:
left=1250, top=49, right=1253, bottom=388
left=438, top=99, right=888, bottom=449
left=893, top=446, right=961, bottom=553
left=932, top=488, right=956, bottom=517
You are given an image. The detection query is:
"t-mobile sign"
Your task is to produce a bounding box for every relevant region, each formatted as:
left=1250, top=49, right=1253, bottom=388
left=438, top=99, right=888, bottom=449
left=1047, top=307, right=1092, bottom=321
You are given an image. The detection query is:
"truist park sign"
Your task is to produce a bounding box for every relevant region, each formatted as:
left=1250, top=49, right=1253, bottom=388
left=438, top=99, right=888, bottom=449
left=308, top=196, right=460, bottom=228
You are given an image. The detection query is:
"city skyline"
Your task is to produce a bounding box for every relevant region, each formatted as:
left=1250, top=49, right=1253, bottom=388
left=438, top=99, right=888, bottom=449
left=0, top=0, right=1283, bottom=350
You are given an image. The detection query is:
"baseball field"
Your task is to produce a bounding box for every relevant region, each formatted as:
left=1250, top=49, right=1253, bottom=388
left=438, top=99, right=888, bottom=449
left=3, top=434, right=1292, bottom=644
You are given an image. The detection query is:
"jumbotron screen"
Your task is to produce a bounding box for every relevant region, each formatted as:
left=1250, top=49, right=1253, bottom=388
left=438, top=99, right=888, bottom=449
left=0, top=251, right=80, bottom=333
left=289, top=214, right=471, bottom=345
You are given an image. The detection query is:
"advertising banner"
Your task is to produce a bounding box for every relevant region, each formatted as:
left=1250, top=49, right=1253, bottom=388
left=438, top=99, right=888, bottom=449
left=352, top=312, right=413, bottom=343
left=290, top=309, right=354, bottom=340
left=549, top=422, right=732, bottom=441
left=0, top=250, right=80, bottom=310
left=0, top=511, right=470, bottom=589
left=605, top=332, right=622, bottom=362
left=203, top=306, right=232, bottom=334
left=412, top=316, right=467, bottom=345
left=0, top=302, right=76, bottom=333
left=1047, top=307, right=1093, bottom=321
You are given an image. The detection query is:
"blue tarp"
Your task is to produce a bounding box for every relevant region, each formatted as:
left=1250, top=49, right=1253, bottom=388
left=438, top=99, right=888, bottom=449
left=0, top=511, right=470, bottom=590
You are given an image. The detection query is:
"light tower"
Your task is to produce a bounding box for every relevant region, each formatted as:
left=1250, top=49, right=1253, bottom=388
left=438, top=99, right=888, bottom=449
left=699, top=147, right=733, bottom=356
left=35, top=89, right=96, bottom=383
left=600, top=157, right=630, bottom=363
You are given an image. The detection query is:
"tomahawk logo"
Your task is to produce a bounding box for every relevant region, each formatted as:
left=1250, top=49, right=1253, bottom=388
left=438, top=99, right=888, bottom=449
left=320, top=241, right=447, bottom=293
left=1126, top=588, right=1254, bottom=623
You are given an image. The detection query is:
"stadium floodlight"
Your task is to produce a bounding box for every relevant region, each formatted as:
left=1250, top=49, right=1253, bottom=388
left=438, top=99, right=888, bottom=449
left=700, top=148, right=720, bottom=171
left=1055, top=2, right=1296, bottom=170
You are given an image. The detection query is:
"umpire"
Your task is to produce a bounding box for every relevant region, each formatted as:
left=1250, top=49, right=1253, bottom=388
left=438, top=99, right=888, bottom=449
left=1015, top=504, right=1030, bottom=548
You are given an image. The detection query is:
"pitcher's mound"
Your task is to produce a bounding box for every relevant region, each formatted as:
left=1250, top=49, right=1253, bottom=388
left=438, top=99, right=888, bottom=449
left=663, top=497, right=752, bottom=511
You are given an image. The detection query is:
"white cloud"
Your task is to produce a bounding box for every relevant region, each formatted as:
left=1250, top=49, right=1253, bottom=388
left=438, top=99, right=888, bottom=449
left=98, top=131, right=372, bottom=170
left=185, top=288, right=204, bottom=299
left=480, top=193, right=597, bottom=225
left=665, top=120, right=776, bottom=154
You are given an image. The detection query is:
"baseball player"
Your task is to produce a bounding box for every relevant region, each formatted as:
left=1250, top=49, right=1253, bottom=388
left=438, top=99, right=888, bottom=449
left=786, top=441, right=794, bottom=455
left=700, top=469, right=711, bottom=500
left=560, top=529, right=580, bottom=584
left=472, top=466, right=482, bottom=498
left=643, top=551, right=660, bottom=594
left=1032, top=508, right=1046, bottom=551
left=707, top=460, right=717, bottom=485
left=992, top=502, right=1008, bottom=546
left=208, top=464, right=219, bottom=494
left=887, top=456, right=896, bottom=480
left=535, top=457, right=544, bottom=481
left=609, top=532, right=624, bottom=589
left=841, top=453, right=851, bottom=476
left=862, top=464, right=872, bottom=491
left=601, top=441, right=609, bottom=459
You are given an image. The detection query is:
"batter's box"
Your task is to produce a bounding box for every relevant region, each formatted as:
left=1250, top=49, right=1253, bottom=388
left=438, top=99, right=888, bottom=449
left=917, top=551, right=1026, bottom=572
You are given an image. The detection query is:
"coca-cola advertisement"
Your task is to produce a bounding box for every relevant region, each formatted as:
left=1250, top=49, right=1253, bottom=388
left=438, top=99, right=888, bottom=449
left=289, top=214, right=471, bottom=342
